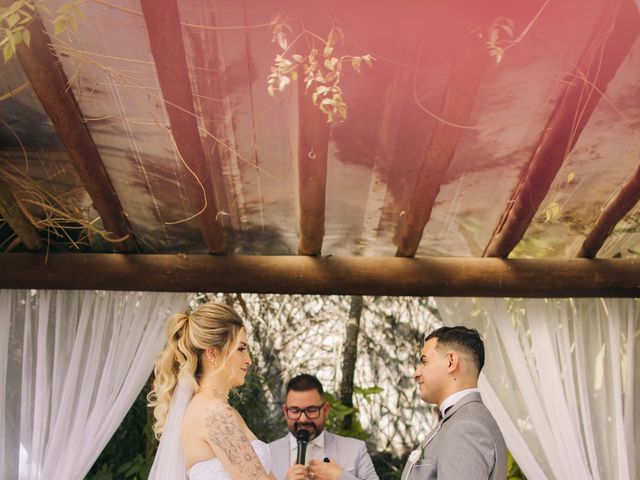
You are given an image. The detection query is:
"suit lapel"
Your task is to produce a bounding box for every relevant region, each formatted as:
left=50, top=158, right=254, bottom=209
left=442, top=391, right=482, bottom=422
left=273, top=437, right=291, bottom=479
left=324, top=431, right=339, bottom=462
left=423, top=393, right=484, bottom=454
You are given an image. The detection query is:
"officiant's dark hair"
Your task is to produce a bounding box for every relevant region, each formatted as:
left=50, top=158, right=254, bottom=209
left=425, top=326, right=485, bottom=374
left=286, top=374, right=324, bottom=396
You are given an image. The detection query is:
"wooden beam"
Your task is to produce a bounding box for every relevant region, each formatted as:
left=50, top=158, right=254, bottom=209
left=14, top=10, right=137, bottom=252
left=0, top=176, right=42, bottom=250
left=484, top=0, right=640, bottom=258
left=297, top=72, right=331, bottom=255
left=396, top=27, right=488, bottom=257
left=578, top=161, right=640, bottom=258
left=140, top=0, right=226, bottom=254
left=1, top=254, right=639, bottom=297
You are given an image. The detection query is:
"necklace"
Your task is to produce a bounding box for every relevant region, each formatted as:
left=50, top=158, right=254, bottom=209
left=200, top=384, right=229, bottom=401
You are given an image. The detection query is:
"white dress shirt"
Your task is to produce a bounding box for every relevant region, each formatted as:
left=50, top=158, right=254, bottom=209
left=288, top=430, right=326, bottom=465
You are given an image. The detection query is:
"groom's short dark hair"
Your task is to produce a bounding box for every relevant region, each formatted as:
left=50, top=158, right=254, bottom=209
left=425, top=326, right=485, bottom=373
left=286, top=374, right=324, bottom=396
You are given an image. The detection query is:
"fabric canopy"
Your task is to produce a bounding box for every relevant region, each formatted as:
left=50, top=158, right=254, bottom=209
left=437, top=297, right=639, bottom=480
left=0, top=289, right=189, bottom=479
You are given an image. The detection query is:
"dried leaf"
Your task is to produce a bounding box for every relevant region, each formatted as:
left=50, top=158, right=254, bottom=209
left=324, top=57, right=338, bottom=71
left=544, top=202, right=561, bottom=223
left=276, top=31, right=288, bottom=50
left=278, top=75, right=290, bottom=91
left=351, top=57, right=361, bottom=73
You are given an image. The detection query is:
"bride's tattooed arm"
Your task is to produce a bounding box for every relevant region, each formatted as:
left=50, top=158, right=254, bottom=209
left=205, top=404, right=267, bottom=480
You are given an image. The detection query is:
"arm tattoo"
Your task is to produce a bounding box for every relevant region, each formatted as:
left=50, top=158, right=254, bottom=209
left=205, top=405, right=265, bottom=480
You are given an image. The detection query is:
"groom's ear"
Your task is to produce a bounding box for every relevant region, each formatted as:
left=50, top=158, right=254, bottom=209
left=323, top=401, right=330, bottom=415
left=446, top=351, right=459, bottom=372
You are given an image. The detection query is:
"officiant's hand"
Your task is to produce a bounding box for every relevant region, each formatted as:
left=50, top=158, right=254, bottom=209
left=286, top=463, right=308, bottom=480
left=308, top=459, right=342, bottom=480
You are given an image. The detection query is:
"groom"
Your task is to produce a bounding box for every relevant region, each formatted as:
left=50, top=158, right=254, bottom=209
left=403, top=326, right=507, bottom=479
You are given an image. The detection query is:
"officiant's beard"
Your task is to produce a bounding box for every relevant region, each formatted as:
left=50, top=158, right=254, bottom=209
left=293, top=421, right=323, bottom=440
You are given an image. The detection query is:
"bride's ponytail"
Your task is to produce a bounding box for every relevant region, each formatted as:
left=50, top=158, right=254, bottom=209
left=148, top=302, right=245, bottom=438
left=148, top=312, right=198, bottom=438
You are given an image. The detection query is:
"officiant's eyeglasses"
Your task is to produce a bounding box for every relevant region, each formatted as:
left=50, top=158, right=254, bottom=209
left=285, top=403, right=326, bottom=420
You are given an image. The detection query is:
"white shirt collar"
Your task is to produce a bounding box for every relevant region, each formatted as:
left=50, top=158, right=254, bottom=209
left=440, top=388, right=479, bottom=416
left=288, top=430, right=325, bottom=450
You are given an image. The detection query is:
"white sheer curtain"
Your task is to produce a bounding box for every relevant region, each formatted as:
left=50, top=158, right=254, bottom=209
left=436, top=297, right=639, bottom=480
left=0, top=289, right=190, bottom=480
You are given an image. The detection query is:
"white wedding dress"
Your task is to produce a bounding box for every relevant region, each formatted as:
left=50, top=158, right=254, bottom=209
left=187, top=439, right=271, bottom=479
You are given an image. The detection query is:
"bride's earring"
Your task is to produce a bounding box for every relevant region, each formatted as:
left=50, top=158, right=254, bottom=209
left=206, top=349, right=217, bottom=367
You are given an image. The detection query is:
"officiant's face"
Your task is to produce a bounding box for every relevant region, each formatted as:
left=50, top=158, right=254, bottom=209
left=414, top=338, right=449, bottom=405
left=283, top=389, right=329, bottom=440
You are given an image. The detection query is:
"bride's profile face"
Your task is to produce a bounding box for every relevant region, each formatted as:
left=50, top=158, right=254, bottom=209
left=223, top=328, right=252, bottom=387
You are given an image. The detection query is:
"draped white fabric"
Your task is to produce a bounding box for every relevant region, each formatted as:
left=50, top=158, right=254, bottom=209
left=148, top=380, right=193, bottom=480
left=436, top=298, right=639, bottom=480
left=0, top=289, right=190, bottom=480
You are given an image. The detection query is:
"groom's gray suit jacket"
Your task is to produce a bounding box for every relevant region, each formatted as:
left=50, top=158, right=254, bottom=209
left=404, top=392, right=507, bottom=480
left=269, top=431, right=379, bottom=480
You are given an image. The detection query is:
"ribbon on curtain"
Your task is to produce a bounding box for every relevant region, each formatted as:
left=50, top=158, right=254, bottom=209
left=0, top=289, right=190, bottom=479
left=436, top=297, right=639, bottom=480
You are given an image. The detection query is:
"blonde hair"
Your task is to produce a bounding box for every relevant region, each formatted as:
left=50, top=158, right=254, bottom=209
left=148, top=302, right=244, bottom=438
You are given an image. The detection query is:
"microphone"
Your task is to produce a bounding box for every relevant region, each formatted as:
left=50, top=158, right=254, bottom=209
left=295, top=429, right=310, bottom=465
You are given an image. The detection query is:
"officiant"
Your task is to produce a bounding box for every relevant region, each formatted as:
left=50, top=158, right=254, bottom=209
left=269, top=374, right=379, bottom=480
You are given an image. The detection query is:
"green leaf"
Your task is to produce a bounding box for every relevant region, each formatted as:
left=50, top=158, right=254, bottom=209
left=3, top=41, right=14, bottom=63
left=54, top=17, right=68, bottom=35
left=22, top=28, right=29, bottom=47
left=354, top=385, right=384, bottom=396
left=8, top=12, right=20, bottom=27
left=11, top=29, right=21, bottom=45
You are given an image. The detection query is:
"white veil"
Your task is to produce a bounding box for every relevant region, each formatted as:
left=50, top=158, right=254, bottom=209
left=148, top=380, right=194, bottom=480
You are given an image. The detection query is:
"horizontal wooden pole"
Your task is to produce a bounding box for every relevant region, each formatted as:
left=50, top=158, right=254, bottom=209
left=1, top=254, right=639, bottom=297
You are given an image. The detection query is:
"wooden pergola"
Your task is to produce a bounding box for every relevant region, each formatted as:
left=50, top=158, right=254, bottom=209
left=1, top=0, right=640, bottom=297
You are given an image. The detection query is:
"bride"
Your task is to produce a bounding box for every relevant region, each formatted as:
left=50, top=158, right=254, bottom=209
left=147, top=302, right=274, bottom=479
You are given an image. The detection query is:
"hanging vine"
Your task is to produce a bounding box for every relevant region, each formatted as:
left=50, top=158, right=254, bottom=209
left=267, top=15, right=374, bottom=123
left=0, top=0, right=84, bottom=63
